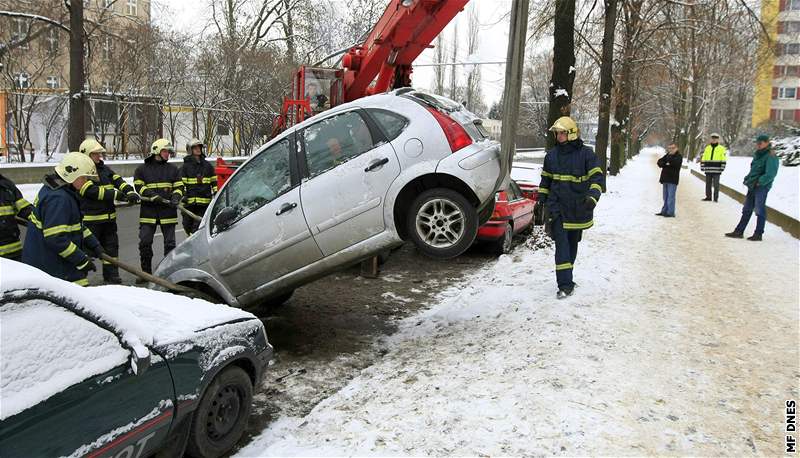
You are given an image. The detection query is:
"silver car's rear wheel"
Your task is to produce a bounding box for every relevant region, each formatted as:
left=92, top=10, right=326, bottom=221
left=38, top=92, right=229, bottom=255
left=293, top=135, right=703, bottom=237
left=407, top=188, right=478, bottom=259
left=415, top=197, right=466, bottom=248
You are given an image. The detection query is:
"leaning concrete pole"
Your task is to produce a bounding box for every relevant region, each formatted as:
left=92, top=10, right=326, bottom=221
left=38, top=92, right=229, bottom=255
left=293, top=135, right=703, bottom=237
left=497, top=0, right=530, bottom=192
left=68, top=0, right=86, bottom=151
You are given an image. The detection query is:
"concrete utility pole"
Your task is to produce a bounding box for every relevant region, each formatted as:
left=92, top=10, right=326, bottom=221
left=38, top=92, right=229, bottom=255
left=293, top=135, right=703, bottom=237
left=497, top=0, right=530, bottom=191
left=68, top=0, right=86, bottom=151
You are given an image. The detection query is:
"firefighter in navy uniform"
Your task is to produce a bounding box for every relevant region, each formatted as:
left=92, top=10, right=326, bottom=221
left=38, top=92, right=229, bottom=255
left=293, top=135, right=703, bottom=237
left=134, top=138, right=184, bottom=280
left=179, top=138, right=217, bottom=235
left=0, top=174, right=33, bottom=261
left=77, top=138, right=140, bottom=283
left=22, top=153, right=104, bottom=286
left=538, top=116, right=604, bottom=299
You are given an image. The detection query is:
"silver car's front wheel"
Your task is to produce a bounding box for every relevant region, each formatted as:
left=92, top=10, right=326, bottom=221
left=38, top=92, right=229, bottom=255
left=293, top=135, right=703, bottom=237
left=407, top=188, right=478, bottom=259
left=415, top=197, right=466, bottom=248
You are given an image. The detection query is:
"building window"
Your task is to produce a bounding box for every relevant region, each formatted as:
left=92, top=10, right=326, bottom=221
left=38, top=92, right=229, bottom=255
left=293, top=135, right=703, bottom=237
left=788, top=0, right=800, bottom=11
left=102, top=81, right=113, bottom=94
left=780, top=21, right=800, bottom=33
left=778, top=43, right=800, bottom=56
left=46, top=28, right=59, bottom=55
left=12, top=19, right=29, bottom=49
left=15, top=73, right=31, bottom=89
left=779, top=87, right=797, bottom=99
left=102, top=36, right=113, bottom=60
left=46, top=76, right=59, bottom=89
left=127, top=0, right=137, bottom=15
left=104, top=0, right=114, bottom=9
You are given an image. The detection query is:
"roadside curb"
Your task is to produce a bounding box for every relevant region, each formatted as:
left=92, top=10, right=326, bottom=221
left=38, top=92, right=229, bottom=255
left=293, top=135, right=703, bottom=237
left=690, top=168, right=799, bottom=239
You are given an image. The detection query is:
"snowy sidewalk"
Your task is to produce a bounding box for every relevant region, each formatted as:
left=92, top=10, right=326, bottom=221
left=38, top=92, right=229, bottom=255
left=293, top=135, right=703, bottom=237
left=238, top=148, right=799, bottom=456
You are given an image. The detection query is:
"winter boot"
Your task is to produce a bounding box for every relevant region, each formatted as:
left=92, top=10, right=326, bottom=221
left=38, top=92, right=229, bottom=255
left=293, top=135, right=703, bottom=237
left=135, top=258, right=152, bottom=285
left=724, top=231, right=743, bottom=239
left=747, top=234, right=763, bottom=241
left=102, top=264, right=122, bottom=285
left=556, top=285, right=575, bottom=299
left=702, top=197, right=712, bottom=201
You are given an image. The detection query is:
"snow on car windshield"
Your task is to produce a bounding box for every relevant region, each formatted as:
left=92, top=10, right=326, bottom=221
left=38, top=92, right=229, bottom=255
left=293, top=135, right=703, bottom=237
left=0, top=299, right=129, bottom=420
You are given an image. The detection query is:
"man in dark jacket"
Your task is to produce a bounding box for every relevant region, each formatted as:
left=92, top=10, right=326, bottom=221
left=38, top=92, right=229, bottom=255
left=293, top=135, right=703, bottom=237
left=22, top=152, right=103, bottom=286
left=77, top=138, right=140, bottom=283
left=539, top=116, right=604, bottom=299
left=180, top=138, right=217, bottom=235
left=656, top=143, right=683, bottom=217
left=725, top=134, right=779, bottom=241
left=134, top=138, right=184, bottom=278
left=0, top=174, right=33, bottom=261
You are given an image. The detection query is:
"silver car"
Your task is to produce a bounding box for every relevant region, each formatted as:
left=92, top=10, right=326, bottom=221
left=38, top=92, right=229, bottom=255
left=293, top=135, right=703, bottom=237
left=156, top=89, right=501, bottom=307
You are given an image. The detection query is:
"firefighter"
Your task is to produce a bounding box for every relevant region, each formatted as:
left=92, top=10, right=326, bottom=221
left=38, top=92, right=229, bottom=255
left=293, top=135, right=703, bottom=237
left=77, top=138, right=140, bottom=283
left=22, top=152, right=104, bottom=286
left=0, top=174, right=33, bottom=261
left=538, top=116, right=604, bottom=299
left=134, top=138, right=184, bottom=279
left=179, top=138, right=217, bottom=235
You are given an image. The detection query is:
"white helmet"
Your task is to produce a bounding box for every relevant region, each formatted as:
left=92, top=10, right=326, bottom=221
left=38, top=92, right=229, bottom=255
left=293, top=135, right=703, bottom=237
left=79, top=138, right=106, bottom=156
left=55, top=152, right=99, bottom=183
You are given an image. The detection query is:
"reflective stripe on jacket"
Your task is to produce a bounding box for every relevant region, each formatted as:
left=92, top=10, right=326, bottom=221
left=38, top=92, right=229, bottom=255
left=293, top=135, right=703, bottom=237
left=180, top=155, right=218, bottom=206
left=22, top=175, right=100, bottom=284
left=538, top=139, right=604, bottom=231
left=79, top=161, right=135, bottom=223
left=134, top=156, right=184, bottom=225
left=0, top=174, right=32, bottom=258
left=700, top=144, right=727, bottom=173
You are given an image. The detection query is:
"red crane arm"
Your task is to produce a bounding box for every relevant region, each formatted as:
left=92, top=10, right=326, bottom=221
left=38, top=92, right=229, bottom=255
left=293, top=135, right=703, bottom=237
left=342, top=0, right=470, bottom=102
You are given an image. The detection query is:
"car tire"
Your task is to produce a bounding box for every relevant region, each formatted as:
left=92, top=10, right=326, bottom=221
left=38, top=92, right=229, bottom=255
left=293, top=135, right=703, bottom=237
left=407, top=188, right=478, bottom=259
left=186, top=366, right=253, bottom=458
left=492, top=223, right=514, bottom=256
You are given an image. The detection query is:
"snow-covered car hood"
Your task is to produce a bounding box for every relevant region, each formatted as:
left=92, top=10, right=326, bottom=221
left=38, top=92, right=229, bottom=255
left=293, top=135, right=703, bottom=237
left=0, top=259, right=258, bottom=351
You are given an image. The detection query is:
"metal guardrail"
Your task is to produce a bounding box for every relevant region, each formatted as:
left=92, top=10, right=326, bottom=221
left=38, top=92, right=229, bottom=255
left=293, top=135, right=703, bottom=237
left=690, top=168, right=799, bottom=239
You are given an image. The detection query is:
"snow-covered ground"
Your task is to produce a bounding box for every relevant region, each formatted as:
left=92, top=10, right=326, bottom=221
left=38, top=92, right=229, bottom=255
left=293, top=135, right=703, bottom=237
left=237, top=147, right=799, bottom=456
left=689, top=156, right=799, bottom=221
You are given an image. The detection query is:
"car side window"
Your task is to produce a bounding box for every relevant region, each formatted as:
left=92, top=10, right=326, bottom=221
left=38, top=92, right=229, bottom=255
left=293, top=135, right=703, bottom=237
left=303, top=111, right=376, bottom=178
left=366, top=108, right=408, bottom=141
left=211, top=138, right=292, bottom=229
left=0, top=299, right=128, bottom=418
left=508, top=181, right=523, bottom=201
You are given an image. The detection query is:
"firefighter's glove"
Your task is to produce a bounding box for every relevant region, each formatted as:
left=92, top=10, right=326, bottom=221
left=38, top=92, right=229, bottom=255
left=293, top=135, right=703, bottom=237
left=89, top=245, right=105, bottom=259
left=153, top=195, right=168, bottom=205
left=170, top=194, right=182, bottom=208
left=584, top=196, right=597, bottom=210
left=126, top=193, right=141, bottom=204
left=78, top=261, right=97, bottom=274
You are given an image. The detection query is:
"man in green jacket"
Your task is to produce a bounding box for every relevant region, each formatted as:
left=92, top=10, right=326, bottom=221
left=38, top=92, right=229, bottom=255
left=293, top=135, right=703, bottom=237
left=725, top=134, right=779, bottom=241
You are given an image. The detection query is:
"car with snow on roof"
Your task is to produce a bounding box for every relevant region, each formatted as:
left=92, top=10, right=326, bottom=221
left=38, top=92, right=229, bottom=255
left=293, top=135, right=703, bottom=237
left=0, top=259, right=272, bottom=458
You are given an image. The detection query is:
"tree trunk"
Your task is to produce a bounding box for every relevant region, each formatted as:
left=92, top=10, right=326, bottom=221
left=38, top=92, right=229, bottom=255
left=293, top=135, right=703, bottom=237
left=449, top=22, right=459, bottom=100
left=609, top=0, right=641, bottom=175
left=68, top=0, right=85, bottom=151
left=434, top=35, right=445, bottom=94
left=546, top=0, right=576, bottom=149
left=595, top=0, right=617, bottom=176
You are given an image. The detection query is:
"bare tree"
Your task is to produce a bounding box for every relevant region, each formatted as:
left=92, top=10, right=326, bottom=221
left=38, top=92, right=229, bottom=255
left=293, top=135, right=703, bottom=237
left=547, top=0, right=576, bottom=148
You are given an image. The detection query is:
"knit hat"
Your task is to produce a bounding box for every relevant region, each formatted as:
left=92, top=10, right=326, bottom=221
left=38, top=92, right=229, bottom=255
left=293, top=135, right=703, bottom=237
left=755, top=133, right=769, bottom=142
left=710, top=132, right=720, bottom=138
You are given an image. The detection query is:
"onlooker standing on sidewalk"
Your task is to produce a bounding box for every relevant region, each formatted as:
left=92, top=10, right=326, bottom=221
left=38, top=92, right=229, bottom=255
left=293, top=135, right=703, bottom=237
left=700, top=133, right=727, bottom=202
left=725, top=134, right=779, bottom=241
left=656, top=143, right=683, bottom=217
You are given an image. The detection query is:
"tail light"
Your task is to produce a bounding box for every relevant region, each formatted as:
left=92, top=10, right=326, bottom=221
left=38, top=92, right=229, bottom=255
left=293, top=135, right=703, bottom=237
left=425, top=106, right=473, bottom=153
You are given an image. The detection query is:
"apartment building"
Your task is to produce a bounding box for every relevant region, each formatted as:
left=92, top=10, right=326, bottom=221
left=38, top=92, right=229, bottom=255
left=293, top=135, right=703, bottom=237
left=753, top=0, right=800, bottom=126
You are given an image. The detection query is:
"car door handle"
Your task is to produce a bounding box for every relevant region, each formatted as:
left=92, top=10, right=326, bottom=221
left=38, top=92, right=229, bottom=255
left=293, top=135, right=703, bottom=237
left=364, top=157, right=390, bottom=172
left=276, top=202, right=297, bottom=216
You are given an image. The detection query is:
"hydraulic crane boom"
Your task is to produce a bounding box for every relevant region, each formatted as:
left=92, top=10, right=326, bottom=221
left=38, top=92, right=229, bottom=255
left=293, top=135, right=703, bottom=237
left=342, top=0, right=470, bottom=101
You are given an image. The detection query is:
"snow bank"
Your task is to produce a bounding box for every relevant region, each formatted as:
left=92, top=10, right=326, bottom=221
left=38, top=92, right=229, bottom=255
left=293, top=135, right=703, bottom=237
left=689, top=156, right=798, bottom=220
left=238, top=147, right=798, bottom=456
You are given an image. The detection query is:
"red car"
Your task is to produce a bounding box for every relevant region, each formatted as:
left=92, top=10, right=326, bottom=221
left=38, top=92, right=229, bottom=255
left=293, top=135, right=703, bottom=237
left=476, top=180, right=538, bottom=255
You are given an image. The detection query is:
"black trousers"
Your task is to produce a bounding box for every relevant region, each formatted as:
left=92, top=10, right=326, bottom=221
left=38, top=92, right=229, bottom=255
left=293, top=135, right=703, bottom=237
left=86, top=221, right=119, bottom=280
left=138, top=223, right=176, bottom=272
left=183, top=204, right=208, bottom=236
left=705, top=173, right=721, bottom=201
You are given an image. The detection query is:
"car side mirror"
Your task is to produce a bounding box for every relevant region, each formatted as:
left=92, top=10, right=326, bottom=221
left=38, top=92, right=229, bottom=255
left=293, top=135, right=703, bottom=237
left=130, top=350, right=151, bottom=376
left=214, top=207, right=237, bottom=231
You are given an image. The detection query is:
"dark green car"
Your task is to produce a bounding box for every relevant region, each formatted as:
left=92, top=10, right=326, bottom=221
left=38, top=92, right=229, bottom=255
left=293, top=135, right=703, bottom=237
left=0, top=259, right=272, bottom=458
